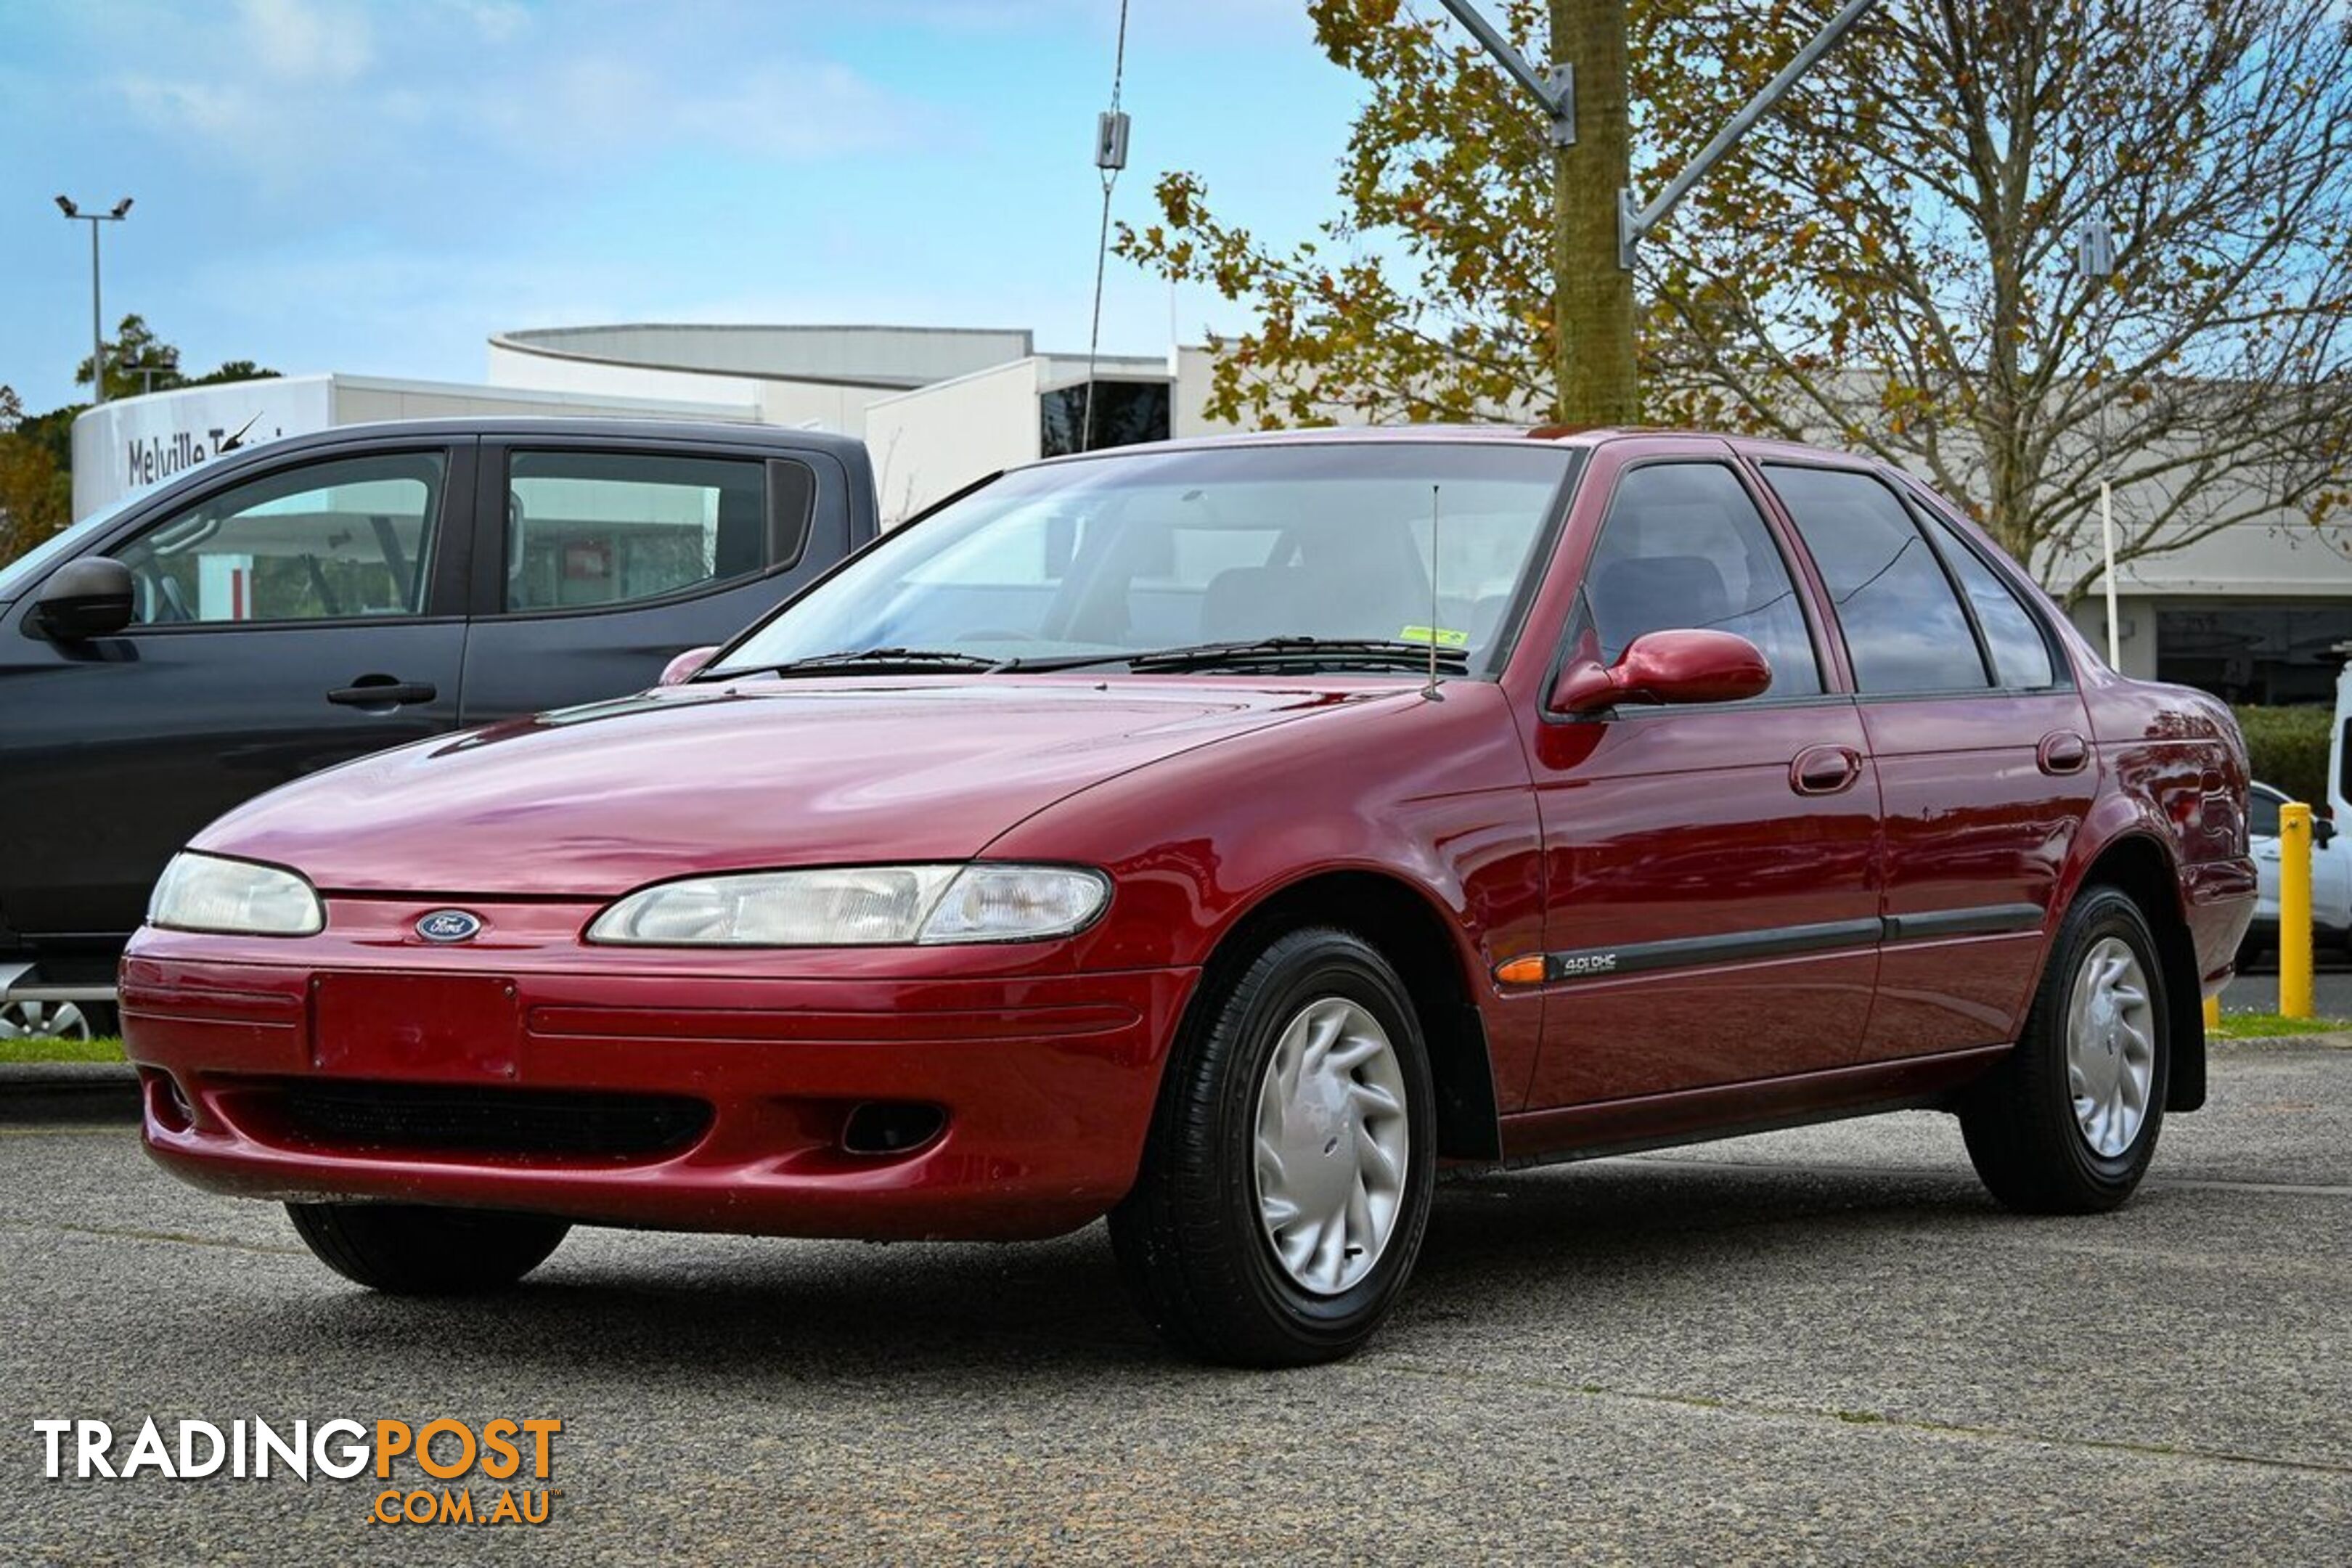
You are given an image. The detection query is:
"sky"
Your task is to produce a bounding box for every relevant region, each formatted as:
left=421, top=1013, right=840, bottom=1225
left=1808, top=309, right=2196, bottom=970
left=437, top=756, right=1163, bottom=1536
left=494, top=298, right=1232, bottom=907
left=0, top=0, right=1371, bottom=414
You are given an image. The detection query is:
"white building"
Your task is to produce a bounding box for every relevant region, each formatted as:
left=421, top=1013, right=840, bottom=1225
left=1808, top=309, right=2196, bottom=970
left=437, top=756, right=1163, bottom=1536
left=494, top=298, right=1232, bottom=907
left=69, top=322, right=2352, bottom=703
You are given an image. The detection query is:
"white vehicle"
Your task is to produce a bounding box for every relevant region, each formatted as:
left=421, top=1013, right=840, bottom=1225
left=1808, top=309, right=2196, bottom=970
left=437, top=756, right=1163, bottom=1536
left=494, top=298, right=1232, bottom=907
left=2245, top=780, right=2352, bottom=959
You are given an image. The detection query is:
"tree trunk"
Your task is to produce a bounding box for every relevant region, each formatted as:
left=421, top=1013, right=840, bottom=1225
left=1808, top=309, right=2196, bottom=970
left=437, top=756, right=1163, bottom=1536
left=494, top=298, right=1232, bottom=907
left=1551, top=0, right=1638, bottom=425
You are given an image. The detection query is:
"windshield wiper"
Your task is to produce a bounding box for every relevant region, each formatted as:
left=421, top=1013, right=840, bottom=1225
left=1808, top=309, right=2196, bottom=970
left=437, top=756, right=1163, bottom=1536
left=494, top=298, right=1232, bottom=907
left=707, top=638, right=1475, bottom=681
left=706, top=647, right=1008, bottom=679
left=1119, top=637, right=1471, bottom=674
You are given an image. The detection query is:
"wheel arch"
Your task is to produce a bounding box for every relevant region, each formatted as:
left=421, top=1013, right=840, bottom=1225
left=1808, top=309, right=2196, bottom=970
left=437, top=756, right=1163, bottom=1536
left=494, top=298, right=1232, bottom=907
left=2064, top=831, right=2207, bottom=1113
left=1189, top=868, right=1503, bottom=1161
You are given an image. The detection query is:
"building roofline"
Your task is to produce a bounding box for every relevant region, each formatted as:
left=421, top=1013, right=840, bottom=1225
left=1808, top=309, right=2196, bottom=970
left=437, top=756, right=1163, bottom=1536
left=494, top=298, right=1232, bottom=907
left=489, top=323, right=1042, bottom=391
left=68, top=372, right=764, bottom=430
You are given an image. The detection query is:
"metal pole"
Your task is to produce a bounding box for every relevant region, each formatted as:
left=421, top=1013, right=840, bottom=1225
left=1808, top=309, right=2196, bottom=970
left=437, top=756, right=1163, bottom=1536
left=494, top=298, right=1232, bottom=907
left=89, top=219, right=105, bottom=406
left=1434, top=0, right=1569, bottom=121
left=2280, top=801, right=2315, bottom=1020
left=1619, top=0, right=1880, bottom=265
left=2099, top=480, right=2120, bottom=666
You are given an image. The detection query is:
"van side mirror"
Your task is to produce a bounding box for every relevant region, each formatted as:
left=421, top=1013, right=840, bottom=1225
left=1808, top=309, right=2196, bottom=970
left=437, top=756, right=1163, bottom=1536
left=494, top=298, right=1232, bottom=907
left=658, top=645, right=721, bottom=686
left=33, top=558, right=136, bottom=642
left=1551, top=629, right=1772, bottom=716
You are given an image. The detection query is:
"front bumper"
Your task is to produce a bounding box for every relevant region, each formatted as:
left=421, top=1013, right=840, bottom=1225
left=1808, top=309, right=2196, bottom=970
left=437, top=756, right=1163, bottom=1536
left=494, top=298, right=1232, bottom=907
left=122, top=908, right=1196, bottom=1242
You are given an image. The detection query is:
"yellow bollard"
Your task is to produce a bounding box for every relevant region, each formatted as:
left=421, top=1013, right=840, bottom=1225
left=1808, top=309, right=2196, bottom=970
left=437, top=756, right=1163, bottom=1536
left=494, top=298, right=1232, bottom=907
left=2203, top=994, right=2221, bottom=1029
left=2279, top=801, right=2315, bottom=1020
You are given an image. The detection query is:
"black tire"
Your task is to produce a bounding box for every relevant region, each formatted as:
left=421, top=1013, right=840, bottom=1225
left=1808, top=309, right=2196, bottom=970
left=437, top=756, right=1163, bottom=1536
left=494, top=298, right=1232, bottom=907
left=285, top=1203, right=570, bottom=1294
left=1108, top=926, right=1436, bottom=1367
left=1960, top=886, right=2169, bottom=1214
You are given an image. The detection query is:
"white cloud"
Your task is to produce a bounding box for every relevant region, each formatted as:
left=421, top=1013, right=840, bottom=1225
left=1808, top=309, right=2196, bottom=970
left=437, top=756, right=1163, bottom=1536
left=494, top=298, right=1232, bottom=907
left=238, top=0, right=375, bottom=83
left=107, top=0, right=923, bottom=199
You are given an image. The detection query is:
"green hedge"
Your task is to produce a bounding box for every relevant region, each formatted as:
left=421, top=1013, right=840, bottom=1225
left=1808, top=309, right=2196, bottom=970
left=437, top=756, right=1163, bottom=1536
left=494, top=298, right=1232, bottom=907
left=2233, top=705, right=2333, bottom=805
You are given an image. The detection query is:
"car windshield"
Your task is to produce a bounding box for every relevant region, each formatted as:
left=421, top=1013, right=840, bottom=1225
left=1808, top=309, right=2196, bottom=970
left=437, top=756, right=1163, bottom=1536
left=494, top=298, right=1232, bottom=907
left=0, top=489, right=147, bottom=602
left=712, top=442, right=1578, bottom=677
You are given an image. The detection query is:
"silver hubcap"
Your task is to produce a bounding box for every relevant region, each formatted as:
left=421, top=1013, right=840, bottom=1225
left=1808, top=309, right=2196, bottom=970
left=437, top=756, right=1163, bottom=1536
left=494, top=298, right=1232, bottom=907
left=2066, top=936, right=2155, bottom=1159
left=1251, top=996, right=1410, bottom=1296
left=0, top=1000, right=92, bottom=1041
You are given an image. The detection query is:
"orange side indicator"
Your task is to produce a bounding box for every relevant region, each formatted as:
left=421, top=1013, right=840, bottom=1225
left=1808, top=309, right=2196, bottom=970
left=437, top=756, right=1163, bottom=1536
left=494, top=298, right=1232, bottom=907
left=1494, top=955, right=1547, bottom=986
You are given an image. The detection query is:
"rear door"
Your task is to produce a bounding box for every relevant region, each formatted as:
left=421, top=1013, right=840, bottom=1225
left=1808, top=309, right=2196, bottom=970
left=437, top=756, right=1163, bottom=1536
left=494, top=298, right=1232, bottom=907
left=457, top=437, right=852, bottom=722
left=0, top=440, right=472, bottom=941
left=1753, top=458, right=2095, bottom=1059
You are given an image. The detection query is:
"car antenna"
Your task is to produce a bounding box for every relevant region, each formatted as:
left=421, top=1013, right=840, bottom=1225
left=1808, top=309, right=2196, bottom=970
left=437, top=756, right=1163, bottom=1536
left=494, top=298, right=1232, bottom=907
left=1424, top=484, right=1445, bottom=703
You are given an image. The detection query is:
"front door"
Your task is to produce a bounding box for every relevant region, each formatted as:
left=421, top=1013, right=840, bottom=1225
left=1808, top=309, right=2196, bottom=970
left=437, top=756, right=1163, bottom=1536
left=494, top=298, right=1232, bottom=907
left=0, top=443, right=471, bottom=942
left=1522, top=448, right=1882, bottom=1107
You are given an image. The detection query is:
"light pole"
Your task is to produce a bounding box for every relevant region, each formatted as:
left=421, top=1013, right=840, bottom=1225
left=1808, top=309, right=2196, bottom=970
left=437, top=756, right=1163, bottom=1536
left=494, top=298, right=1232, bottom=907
left=54, top=195, right=132, bottom=405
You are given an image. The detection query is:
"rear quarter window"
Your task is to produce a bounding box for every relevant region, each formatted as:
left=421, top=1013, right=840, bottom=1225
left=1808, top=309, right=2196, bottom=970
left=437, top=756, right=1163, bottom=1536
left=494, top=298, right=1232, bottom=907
left=1912, top=505, right=2057, bottom=689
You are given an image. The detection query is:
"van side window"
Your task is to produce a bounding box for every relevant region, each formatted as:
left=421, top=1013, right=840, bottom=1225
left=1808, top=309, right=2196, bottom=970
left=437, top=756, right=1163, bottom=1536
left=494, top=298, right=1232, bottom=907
left=2249, top=788, right=2283, bottom=838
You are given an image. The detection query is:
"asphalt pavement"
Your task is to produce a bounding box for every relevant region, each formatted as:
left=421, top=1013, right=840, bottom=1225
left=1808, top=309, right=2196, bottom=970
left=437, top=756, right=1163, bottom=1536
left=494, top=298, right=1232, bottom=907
left=4, top=1042, right=2347, bottom=1565
left=2224, top=947, right=2352, bottom=1018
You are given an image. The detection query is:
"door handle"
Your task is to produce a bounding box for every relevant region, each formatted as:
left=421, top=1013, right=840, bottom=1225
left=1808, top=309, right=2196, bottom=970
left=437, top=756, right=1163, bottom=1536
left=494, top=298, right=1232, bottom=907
left=2037, top=730, right=2090, bottom=775
left=327, top=677, right=438, bottom=709
left=1789, top=744, right=1861, bottom=796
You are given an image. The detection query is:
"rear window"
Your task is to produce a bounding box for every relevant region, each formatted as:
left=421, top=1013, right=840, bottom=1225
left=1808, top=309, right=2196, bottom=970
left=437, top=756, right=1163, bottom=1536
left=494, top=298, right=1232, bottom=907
left=1764, top=465, right=1990, bottom=695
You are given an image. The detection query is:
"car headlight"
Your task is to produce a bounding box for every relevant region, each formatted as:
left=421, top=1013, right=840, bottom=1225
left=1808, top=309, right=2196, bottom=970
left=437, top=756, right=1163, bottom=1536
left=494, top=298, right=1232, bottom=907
left=584, top=864, right=1111, bottom=947
left=147, top=852, right=324, bottom=937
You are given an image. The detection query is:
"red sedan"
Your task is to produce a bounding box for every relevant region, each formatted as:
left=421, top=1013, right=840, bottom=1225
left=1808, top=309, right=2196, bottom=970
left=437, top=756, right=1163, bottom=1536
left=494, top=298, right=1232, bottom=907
left=124, top=429, right=2254, bottom=1365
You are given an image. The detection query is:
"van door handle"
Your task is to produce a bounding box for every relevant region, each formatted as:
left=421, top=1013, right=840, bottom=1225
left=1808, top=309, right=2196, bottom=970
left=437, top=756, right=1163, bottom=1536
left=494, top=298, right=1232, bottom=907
left=2038, top=730, right=2090, bottom=775
left=327, top=677, right=438, bottom=709
left=1790, top=744, right=1861, bottom=796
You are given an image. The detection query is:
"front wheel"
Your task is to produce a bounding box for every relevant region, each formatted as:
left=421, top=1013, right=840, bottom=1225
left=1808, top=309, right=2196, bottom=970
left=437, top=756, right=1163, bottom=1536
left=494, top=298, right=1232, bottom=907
left=1109, top=926, right=1435, bottom=1367
left=1960, top=886, right=2168, bottom=1213
left=285, top=1203, right=570, bottom=1294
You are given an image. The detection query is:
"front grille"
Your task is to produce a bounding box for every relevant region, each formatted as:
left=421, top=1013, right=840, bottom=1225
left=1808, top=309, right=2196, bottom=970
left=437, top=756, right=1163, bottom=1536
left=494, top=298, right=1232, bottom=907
left=269, top=1081, right=711, bottom=1159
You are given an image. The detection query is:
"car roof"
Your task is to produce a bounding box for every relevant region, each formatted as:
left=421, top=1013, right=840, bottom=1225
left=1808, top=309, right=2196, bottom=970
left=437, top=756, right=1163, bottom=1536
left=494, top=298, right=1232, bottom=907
left=1021, top=423, right=1891, bottom=472
left=234, top=415, right=868, bottom=458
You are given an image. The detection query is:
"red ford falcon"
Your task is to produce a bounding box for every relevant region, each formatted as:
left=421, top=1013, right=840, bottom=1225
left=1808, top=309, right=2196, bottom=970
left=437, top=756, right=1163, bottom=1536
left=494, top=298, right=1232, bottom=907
left=123, top=429, right=2254, bottom=1365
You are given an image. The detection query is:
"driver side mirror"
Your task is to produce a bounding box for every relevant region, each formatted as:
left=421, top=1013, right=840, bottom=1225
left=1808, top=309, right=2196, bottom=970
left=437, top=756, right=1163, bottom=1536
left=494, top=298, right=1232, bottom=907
left=33, top=557, right=136, bottom=642
left=1551, top=628, right=1772, bottom=716
left=658, top=645, right=721, bottom=686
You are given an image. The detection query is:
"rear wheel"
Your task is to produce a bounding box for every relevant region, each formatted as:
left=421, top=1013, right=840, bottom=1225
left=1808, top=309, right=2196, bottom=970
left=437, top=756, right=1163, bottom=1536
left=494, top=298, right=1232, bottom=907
left=1109, top=926, right=1435, bottom=1367
left=1961, top=886, right=2168, bottom=1213
left=0, top=999, right=99, bottom=1040
left=285, top=1203, right=570, bottom=1294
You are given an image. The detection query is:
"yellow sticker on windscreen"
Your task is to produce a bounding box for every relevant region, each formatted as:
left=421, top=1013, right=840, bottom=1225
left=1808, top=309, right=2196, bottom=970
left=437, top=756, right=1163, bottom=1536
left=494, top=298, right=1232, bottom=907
left=1399, top=624, right=1470, bottom=648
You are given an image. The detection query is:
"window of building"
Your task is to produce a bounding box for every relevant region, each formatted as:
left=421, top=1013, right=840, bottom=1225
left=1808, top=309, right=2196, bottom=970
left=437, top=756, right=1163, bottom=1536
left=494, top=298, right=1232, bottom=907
left=1039, top=380, right=1171, bottom=459
left=2156, top=603, right=2352, bottom=705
